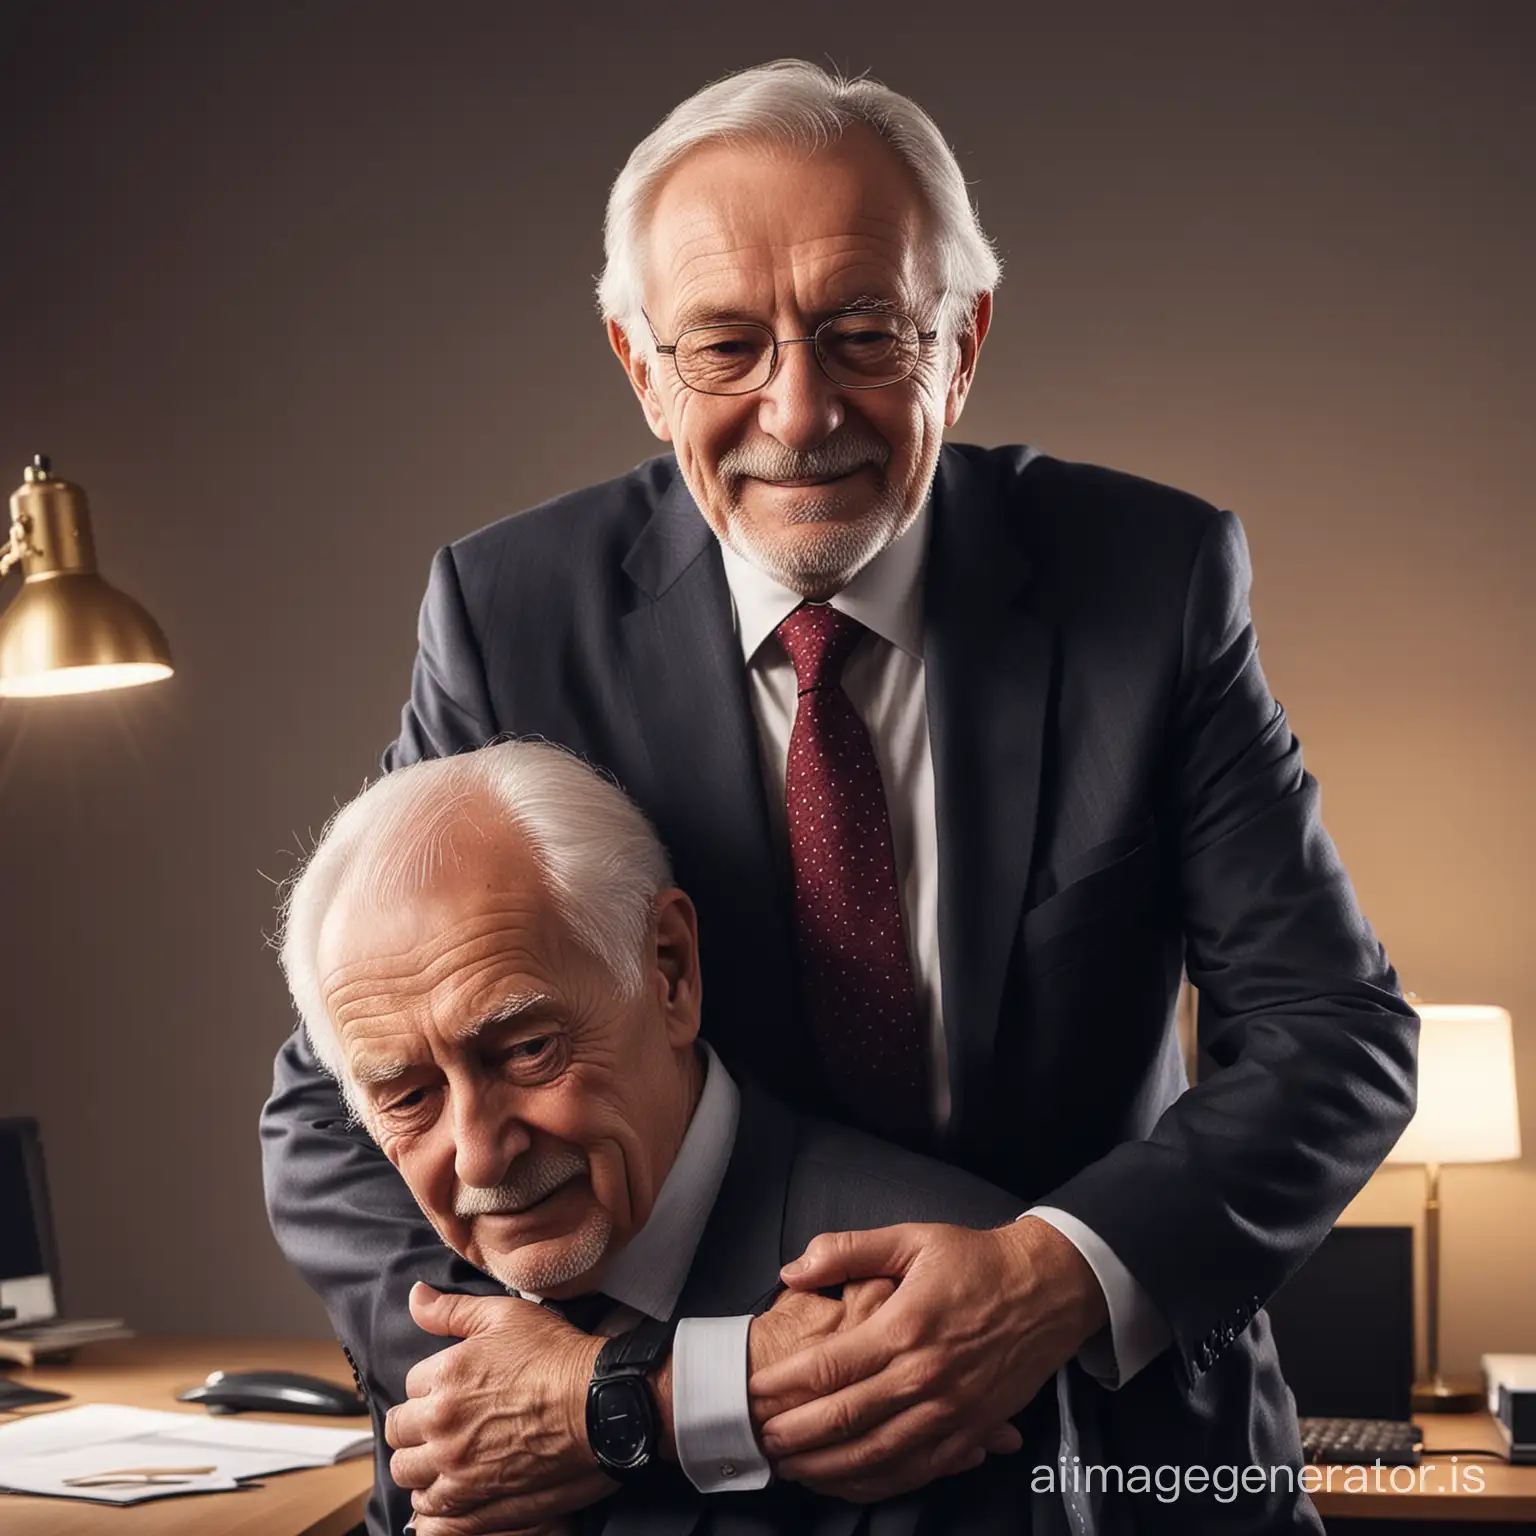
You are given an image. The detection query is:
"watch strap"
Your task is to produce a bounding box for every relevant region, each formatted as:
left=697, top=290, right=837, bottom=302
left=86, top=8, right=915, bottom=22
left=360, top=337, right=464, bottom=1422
left=594, top=1315, right=678, bottom=1378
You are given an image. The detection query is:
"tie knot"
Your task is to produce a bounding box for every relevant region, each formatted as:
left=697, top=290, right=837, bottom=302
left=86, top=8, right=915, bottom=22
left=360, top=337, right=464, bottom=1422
left=775, top=603, right=864, bottom=693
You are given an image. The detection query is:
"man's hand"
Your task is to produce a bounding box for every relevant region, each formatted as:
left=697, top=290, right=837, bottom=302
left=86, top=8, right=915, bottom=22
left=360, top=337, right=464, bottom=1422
left=749, top=1276, right=895, bottom=1374
left=384, top=1282, right=613, bottom=1535
left=749, top=1217, right=1109, bottom=1504
left=748, top=1280, right=1023, bottom=1486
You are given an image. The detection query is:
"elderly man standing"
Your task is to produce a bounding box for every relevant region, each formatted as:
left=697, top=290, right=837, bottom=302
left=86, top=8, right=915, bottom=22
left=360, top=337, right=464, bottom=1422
left=262, top=58, right=1416, bottom=1536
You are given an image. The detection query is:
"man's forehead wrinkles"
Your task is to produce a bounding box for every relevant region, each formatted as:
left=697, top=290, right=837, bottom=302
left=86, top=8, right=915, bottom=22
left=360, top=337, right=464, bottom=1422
left=322, top=947, right=478, bottom=1015
left=328, top=946, right=555, bottom=1020
left=665, top=238, right=766, bottom=299
left=668, top=227, right=913, bottom=279
left=658, top=189, right=917, bottom=276
left=666, top=241, right=920, bottom=320
left=321, top=903, right=548, bottom=986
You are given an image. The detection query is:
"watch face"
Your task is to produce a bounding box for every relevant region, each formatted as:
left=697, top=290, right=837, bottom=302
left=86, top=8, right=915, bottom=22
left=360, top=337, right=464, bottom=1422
left=591, top=1377, right=652, bottom=1469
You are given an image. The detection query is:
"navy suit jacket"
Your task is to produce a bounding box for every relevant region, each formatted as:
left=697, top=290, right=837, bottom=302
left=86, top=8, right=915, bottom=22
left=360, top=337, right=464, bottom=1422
left=261, top=443, right=1415, bottom=1518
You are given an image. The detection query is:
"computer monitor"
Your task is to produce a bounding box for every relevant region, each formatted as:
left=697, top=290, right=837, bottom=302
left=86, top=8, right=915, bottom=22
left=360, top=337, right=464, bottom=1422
left=0, top=1118, right=62, bottom=1327
left=1265, top=1224, right=1415, bottom=1422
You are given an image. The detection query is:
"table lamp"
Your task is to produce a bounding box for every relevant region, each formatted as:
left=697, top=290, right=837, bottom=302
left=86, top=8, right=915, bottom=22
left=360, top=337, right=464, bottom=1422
left=0, top=455, right=172, bottom=696
left=1387, top=1002, right=1522, bottom=1411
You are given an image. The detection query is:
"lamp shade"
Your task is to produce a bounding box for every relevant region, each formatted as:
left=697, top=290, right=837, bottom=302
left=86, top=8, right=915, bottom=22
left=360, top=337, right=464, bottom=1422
left=1387, top=1004, right=1521, bottom=1166
left=0, top=571, right=173, bottom=696
left=0, top=457, right=172, bottom=697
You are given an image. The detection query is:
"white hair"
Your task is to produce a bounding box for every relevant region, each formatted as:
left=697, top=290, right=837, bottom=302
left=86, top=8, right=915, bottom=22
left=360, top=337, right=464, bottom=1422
left=597, top=58, right=1002, bottom=351
left=277, top=740, right=674, bottom=1091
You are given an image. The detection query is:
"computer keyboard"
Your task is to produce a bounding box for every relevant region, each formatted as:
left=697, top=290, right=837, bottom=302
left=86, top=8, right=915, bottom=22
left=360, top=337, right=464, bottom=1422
left=1299, top=1417, right=1423, bottom=1465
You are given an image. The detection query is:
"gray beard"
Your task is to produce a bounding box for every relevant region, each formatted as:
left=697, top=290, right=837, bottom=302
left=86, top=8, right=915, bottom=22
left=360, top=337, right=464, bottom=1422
left=711, top=430, right=910, bottom=593
left=480, top=1205, right=615, bottom=1294
left=723, top=505, right=905, bottom=593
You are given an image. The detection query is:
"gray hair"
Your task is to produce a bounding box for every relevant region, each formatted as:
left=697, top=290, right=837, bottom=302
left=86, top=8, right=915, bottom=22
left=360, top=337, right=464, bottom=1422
left=278, top=740, right=674, bottom=1090
left=597, top=59, right=1002, bottom=351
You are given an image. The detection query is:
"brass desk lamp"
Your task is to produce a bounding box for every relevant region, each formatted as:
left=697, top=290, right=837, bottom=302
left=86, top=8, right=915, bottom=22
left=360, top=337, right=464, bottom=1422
left=0, top=455, right=172, bottom=696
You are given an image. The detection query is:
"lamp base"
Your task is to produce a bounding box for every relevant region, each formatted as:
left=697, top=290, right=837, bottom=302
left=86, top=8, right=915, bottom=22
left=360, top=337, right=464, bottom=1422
left=1411, top=1379, right=1483, bottom=1414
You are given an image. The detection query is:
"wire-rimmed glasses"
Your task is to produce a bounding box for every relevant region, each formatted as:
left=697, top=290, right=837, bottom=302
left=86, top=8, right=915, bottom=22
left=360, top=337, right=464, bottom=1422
left=645, top=306, right=942, bottom=396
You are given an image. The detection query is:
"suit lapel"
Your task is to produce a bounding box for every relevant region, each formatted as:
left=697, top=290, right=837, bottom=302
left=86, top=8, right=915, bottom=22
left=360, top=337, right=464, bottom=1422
left=924, top=447, right=1055, bottom=1144
left=676, top=1080, right=800, bottom=1319
left=619, top=472, right=801, bottom=1089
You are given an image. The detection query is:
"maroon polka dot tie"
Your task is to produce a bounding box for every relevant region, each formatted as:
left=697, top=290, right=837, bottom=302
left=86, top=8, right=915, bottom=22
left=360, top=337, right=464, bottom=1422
left=776, top=602, right=929, bottom=1145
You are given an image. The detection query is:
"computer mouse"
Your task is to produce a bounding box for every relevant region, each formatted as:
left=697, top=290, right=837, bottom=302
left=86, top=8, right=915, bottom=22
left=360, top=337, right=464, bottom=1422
left=177, top=1368, right=367, bottom=1416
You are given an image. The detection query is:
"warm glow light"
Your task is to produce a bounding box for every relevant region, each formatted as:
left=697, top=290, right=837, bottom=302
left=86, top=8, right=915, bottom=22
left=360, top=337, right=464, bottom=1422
left=0, top=661, right=173, bottom=697
left=0, top=460, right=174, bottom=696
left=1387, top=1004, right=1521, bottom=1166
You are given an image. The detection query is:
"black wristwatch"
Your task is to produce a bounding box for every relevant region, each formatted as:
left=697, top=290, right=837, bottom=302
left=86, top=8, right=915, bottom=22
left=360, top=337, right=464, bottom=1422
left=585, top=1317, right=677, bottom=1480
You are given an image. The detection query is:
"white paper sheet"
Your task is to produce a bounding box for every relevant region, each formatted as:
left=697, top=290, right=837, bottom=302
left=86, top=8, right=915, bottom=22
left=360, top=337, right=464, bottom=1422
left=0, top=1402, right=374, bottom=1504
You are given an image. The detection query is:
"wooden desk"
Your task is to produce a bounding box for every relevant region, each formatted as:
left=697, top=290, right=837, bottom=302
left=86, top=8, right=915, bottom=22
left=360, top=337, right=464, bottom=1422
left=0, top=1336, right=373, bottom=1536
left=1311, top=1411, right=1536, bottom=1525
left=8, top=1349, right=1533, bottom=1532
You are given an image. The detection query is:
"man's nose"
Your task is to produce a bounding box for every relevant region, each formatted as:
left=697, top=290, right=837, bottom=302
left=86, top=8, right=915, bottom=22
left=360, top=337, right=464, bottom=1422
left=756, top=337, right=843, bottom=450
left=450, top=1083, right=530, bottom=1190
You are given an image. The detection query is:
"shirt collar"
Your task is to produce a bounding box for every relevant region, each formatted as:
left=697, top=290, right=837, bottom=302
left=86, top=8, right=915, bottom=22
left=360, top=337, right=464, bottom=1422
left=585, top=1041, right=739, bottom=1321
left=717, top=496, right=931, bottom=664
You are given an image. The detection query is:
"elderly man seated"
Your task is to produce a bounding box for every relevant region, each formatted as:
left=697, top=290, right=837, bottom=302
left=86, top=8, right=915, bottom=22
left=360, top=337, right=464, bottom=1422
left=275, top=739, right=1310, bottom=1536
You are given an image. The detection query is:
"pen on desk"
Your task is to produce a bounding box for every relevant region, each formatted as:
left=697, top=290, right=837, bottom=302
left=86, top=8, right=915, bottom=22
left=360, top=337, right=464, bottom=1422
left=63, top=1465, right=218, bottom=1487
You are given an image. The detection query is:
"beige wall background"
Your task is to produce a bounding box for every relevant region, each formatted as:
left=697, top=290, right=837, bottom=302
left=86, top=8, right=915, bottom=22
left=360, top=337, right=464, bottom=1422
left=0, top=1, right=1530, bottom=1380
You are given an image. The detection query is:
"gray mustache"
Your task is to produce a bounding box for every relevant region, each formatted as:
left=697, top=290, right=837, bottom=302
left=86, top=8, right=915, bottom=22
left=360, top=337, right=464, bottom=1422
left=717, top=434, right=889, bottom=484
left=454, top=1149, right=588, bottom=1217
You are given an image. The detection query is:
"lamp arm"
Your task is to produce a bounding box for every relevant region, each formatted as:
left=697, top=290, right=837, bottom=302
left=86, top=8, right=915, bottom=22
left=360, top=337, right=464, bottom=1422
left=0, top=513, right=37, bottom=578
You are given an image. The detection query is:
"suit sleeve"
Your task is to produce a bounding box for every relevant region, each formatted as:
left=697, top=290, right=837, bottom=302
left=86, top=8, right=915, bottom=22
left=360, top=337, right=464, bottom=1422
left=1040, top=509, right=1418, bottom=1390
left=259, top=544, right=502, bottom=1402
left=385, top=544, right=499, bottom=770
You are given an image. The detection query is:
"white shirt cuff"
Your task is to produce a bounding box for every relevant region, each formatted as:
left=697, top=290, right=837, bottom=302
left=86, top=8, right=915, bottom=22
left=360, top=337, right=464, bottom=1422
left=1024, top=1205, right=1171, bottom=1388
left=672, top=1314, right=771, bottom=1492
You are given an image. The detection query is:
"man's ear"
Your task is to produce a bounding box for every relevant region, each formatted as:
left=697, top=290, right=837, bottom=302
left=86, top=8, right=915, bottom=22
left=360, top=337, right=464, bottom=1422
left=608, top=319, right=674, bottom=443
left=651, top=887, right=701, bottom=1047
left=943, top=290, right=992, bottom=429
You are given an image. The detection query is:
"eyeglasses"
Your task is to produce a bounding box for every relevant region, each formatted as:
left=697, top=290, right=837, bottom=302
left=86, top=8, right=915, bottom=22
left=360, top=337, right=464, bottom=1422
left=644, top=303, right=943, bottom=396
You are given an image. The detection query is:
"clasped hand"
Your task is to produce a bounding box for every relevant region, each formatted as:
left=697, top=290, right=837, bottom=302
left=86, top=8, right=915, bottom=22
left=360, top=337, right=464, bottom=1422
left=749, top=1215, right=1109, bottom=1504
left=383, top=1282, right=608, bottom=1536
left=382, top=1217, right=1105, bottom=1529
